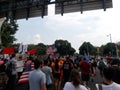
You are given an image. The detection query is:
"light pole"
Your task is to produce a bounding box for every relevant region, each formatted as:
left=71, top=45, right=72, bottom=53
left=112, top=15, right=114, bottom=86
left=107, top=34, right=119, bottom=57
left=107, top=34, right=112, bottom=43
left=107, top=34, right=113, bottom=56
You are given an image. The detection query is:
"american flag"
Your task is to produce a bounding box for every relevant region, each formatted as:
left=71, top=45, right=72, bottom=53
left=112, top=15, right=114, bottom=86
left=46, top=45, right=57, bottom=55
left=17, top=63, right=34, bottom=84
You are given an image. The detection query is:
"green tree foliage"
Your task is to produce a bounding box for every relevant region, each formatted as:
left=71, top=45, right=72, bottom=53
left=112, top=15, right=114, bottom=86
left=27, top=43, right=47, bottom=55
left=102, top=43, right=116, bottom=56
left=79, top=42, right=95, bottom=55
left=78, top=42, right=119, bottom=57
left=68, top=47, right=76, bottom=55
left=13, top=43, right=19, bottom=53
left=55, top=39, right=76, bottom=56
left=1, top=20, right=18, bottom=47
left=12, top=41, right=120, bottom=57
left=36, top=43, right=47, bottom=55
left=28, top=44, right=36, bottom=50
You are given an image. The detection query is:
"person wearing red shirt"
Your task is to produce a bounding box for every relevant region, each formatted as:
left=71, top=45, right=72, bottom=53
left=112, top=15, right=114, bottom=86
left=79, top=57, right=91, bottom=86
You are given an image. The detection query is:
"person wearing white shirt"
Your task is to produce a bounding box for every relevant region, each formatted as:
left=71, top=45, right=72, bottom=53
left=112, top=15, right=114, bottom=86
left=96, top=67, right=120, bottom=90
left=63, top=69, right=90, bottom=90
left=16, top=55, right=24, bottom=81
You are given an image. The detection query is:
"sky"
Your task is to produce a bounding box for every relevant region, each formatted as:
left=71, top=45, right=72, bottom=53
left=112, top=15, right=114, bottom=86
left=15, top=0, right=120, bottom=53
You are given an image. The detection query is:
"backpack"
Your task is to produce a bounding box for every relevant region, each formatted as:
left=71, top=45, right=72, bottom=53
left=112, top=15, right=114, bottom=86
left=98, top=61, right=106, bottom=70
left=6, top=61, right=13, bottom=76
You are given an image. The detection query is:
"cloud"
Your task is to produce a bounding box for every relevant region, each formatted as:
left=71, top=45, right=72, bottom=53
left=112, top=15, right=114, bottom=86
left=33, top=34, right=42, bottom=44
left=15, top=0, right=120, bottom=52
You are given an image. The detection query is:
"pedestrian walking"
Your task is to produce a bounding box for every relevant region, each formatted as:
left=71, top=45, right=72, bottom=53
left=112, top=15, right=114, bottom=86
left=79, top=57, right=91, bottom=85
left=41, top=60, right=53, bottom=90
left=29, top=59, right=47, bottom=90
left=96, top=66, right=120, bottom=90
left=63, top=69, right=90, bottom=90
left=6, top=54, right=17, bottom=90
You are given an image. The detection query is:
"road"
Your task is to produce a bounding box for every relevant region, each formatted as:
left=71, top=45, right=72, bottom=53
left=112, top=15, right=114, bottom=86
left=87, top=68, right=102, bottom=90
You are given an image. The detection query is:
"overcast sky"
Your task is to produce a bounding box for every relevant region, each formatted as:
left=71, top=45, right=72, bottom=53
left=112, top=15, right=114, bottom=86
left=15, top=0, right=120, bottom=52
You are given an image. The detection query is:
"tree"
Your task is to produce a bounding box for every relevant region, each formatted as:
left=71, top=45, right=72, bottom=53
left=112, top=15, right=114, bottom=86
left=68, top=47, right=76, bottom=56
left=102, top=43, right=116, bottom=56
left=79, top=42, right=95, bottom=55
left=12, top=43, right=19, bottom=53
left=1, top=20, right=18, bottom=47
left=27, top=43, right=47, bottom=55
left=28, top=44, right=36, bottom=50
left=36, top=43, right=47, bottom=55
left=55, top=39, right=76, bottom=56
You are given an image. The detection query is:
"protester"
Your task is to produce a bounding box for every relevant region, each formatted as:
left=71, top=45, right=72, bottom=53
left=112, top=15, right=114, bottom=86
left=6, top=54, right=17, bottom=90
left=91, top=57, right=97, bottom=76
left=0, top=58, right=6, bottom=73
left=111, top=58, right=120, bottom=84
left=79, top=57, right=91, bottom=85
left=63, top=56, right=73, bottom=85
left=96, top=66, right=120, bottom=90
left=41, top=60, right=53, bottom=90
left=53, top=59, right=61, bottom=90
left=74, top=56, right=81, bottom=69
left=97, top=57, right=107, bottom=76
left=16, top=55, right=24, bottom=82
left=63, top=69, right=89, bottom=90
left=16, top=56, right=34, bottom=90
left=23, top=56, right=34, bottom=72
left=29, top=59, right=47, bottom=90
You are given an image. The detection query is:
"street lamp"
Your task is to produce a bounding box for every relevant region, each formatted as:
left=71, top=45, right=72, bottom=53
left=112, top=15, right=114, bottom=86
left=107, top=34, right=119, bottom=57
left=107, top=34, right=112, bottom=43
left=107, top=34, right=113, bottom=56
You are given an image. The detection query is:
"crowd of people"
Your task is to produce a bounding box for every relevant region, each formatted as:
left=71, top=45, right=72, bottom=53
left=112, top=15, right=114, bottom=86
left=0, top=53, right=120, bottom=90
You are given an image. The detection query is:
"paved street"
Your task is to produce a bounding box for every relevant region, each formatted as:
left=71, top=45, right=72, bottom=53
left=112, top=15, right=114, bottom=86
left=87, top=68, right=102, bottom=90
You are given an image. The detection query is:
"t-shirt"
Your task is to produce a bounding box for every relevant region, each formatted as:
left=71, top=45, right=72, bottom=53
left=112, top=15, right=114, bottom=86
left=29, top=69, right=46, bottom=90
left=96, top=82, right=120, bottom=90
left=16, top=60, right=24, bottom=72
left=63, top=82, right=88, bottom=90
left=79, top=61, right=91, bottom=75
left=41, top=66, right=52, bottom=85
left=41, top=66, right=52, bottom=76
